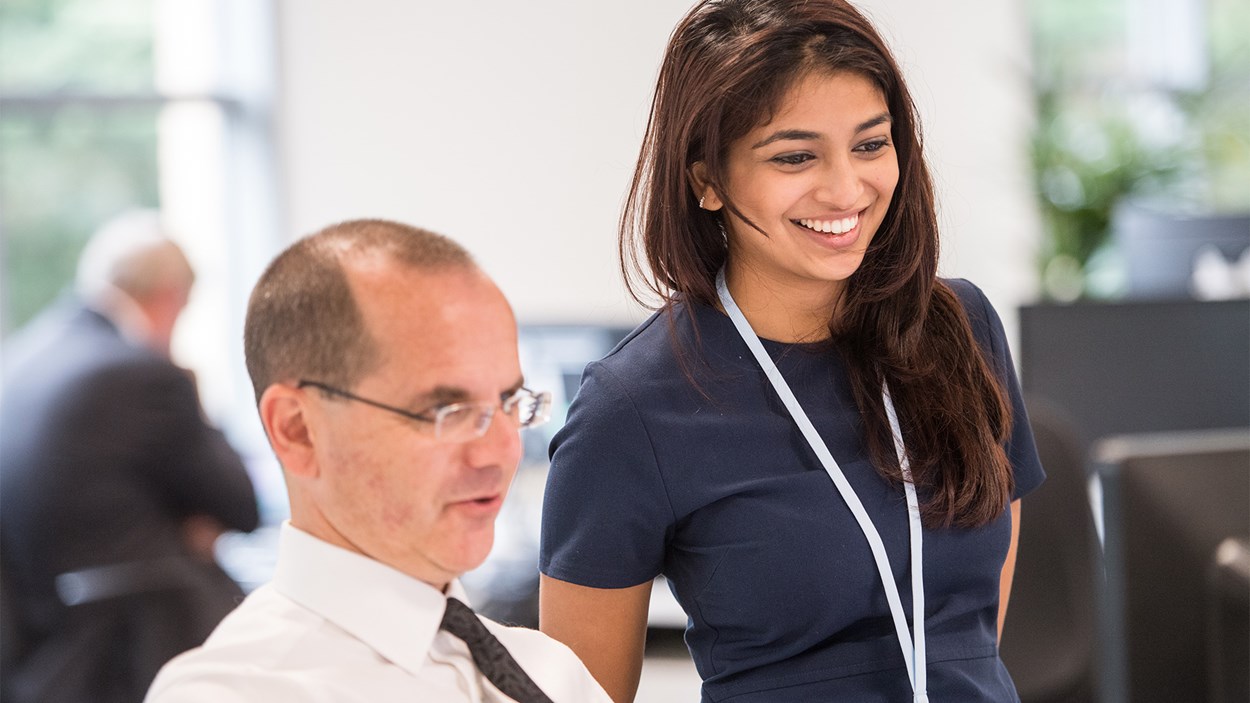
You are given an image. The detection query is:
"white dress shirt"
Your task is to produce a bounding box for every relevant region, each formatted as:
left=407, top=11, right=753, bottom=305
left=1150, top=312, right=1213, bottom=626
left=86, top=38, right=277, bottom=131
left=145, top=523, right=611, bottom=702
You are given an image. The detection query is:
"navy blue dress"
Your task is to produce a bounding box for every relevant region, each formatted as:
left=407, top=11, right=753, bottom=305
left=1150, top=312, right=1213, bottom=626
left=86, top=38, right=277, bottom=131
left=540, top=279, right=1046, bottom=702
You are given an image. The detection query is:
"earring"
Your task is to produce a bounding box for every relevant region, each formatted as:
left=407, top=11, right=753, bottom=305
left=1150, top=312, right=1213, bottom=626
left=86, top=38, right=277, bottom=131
left=699, top=196, right=706, bottom=209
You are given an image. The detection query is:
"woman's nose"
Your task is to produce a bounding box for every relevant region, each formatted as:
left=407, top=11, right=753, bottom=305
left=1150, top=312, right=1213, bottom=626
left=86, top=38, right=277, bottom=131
left=813, top=157, right=865, bottom=210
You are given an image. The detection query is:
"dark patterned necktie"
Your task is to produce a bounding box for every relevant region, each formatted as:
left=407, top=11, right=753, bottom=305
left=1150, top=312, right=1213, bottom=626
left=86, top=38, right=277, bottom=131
left=439, top=597, right=555, bottom=703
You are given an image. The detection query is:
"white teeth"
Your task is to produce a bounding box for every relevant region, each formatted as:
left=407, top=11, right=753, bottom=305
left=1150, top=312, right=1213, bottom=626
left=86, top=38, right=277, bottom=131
left=798, top=214, right=858, bottom=235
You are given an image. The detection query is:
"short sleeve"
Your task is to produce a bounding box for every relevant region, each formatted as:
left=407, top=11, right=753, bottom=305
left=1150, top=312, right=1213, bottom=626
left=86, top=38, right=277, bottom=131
left=539, top=361, right=675, bottom=588
left=950, top=279, right=1047, bottom=501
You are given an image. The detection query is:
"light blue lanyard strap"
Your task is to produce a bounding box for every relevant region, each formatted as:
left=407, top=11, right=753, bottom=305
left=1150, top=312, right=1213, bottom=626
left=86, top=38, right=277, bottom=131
left=715, top=270, right=928, bottom=702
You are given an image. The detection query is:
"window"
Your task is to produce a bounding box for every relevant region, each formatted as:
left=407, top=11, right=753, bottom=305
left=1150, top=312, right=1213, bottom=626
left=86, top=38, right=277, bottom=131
left=0, top=0, right=281, bottom=432
left=1028, top=0, right=1250, bottom=299
left=0, top=0, right=162, bottom=331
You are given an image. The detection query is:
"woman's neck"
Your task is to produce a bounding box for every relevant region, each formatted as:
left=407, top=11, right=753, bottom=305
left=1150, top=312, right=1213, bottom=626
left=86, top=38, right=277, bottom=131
left=722, top=263, right=843, bottom=344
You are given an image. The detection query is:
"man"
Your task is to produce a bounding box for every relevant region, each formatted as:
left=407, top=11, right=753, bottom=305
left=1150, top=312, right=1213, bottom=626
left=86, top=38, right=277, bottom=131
left=145, top=219, right=610, bottom=702
left=0, top=211, right=260, bottom=703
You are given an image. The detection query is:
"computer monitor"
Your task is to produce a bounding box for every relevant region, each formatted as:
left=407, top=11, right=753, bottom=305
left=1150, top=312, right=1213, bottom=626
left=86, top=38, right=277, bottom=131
left=1113, top=201, right=1250, bottom=300
left=1093, top=429, right=1250, bottom=703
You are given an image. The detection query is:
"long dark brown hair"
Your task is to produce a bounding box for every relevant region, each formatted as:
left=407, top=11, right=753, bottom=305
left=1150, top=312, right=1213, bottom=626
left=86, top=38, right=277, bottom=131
left=620, top=0, right=1013, bottom=528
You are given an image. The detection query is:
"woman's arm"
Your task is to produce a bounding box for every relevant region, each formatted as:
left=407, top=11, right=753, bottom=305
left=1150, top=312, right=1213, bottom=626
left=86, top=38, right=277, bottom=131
left=540, top=574, right=653, bottom=703
left=997, top=499, right=1022, bottom=641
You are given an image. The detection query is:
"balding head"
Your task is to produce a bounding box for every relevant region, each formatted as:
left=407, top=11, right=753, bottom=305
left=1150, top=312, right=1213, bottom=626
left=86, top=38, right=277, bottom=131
left=243, top=219, right=476, bottom=403
left=76, top=209, right=194, bottom=304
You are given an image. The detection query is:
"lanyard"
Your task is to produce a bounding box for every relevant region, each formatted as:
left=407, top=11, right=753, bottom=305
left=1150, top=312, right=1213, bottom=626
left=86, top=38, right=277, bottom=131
left=716, top=269, right=929, bottom=702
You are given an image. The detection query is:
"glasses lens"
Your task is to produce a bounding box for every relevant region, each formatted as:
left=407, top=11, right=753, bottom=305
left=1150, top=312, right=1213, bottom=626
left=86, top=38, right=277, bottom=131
left=511, top=393, right=538, bottom=425
left=433, top=390, right=553, bottom=442
left=434, top=404, right=480, bottom=441
left=504, top=389, right=551, bottom=428
left=523, top=391, right=552, bottom=429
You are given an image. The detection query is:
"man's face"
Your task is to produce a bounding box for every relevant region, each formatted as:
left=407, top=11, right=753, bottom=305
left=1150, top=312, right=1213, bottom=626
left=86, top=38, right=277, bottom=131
left=302, top=259, right=524, bottom=587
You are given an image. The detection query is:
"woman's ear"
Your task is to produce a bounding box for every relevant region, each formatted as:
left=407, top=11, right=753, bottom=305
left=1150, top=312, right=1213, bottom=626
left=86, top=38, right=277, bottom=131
left=258, top=383, right=319, bottom=479
left=689, top=162, right=724, bottom=211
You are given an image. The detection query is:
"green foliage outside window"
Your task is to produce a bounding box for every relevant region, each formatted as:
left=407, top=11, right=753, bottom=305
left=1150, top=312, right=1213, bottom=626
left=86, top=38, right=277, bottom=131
left=1, top=108, right=160, bottom=331
left=0, top=0, right=158, bottom=335
left=0, top=0, right=154, bottom=92
left=1029, top=0, right=1250, bottom=300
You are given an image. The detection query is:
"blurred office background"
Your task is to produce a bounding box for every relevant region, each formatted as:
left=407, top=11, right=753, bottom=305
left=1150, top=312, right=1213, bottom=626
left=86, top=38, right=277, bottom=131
left=1, top=0, right=1247, bottom=701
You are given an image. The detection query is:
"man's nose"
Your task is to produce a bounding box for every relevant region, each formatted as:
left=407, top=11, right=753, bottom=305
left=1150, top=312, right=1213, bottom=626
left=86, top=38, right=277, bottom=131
left=465, top=405, right=523, bottom=466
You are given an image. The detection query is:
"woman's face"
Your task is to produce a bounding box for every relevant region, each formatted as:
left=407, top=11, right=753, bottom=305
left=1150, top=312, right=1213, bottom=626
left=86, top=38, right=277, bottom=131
left=705, top=70, right=900, bottom=304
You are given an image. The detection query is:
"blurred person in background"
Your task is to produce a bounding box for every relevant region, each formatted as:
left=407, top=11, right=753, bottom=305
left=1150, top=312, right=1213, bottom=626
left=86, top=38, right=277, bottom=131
left=145, top=219, right=609, bottom=703
left=0, top=210, right=260, bottom=703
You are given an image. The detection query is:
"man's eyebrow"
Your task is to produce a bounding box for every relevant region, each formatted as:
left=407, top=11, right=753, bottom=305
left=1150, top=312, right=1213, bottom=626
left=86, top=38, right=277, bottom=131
left=500, top=377, right=525, bottom=402
left=410, top=386, right=473, bottom=407
left=411, top=377, right=526, bottom=407
left=750, top=113, right=893, bottom=150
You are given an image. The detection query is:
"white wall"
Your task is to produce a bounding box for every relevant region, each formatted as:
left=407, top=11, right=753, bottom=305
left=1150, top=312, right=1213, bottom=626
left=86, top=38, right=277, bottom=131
left=275, top=0, right=1041, bottom=334
left=857, top=0, right=1042, bottom=336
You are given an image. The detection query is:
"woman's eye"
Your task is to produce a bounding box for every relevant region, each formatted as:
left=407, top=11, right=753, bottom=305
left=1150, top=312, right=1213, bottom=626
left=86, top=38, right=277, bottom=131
left=770, top=152, right=814, bottom=166
left=855, top=138, right=890, bottom=154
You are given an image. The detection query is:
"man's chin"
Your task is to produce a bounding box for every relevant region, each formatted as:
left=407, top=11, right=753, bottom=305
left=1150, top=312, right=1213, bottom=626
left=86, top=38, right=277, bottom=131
left=435, top=529, right=498, bottom=580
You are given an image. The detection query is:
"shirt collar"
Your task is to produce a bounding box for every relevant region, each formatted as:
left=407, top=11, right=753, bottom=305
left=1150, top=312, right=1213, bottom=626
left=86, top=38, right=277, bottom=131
left=86, top=286, right=156, bottom=350
left=271, top=522, right=470, bottom=678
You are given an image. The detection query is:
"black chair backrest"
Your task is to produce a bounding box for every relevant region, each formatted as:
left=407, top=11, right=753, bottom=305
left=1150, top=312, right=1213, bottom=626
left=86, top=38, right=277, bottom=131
left=1000, top=398, right=1100, bottom=703
left=1, top=554, right=30, bottom=692
left=1020, top=298, right=1250, bottom=462
left=1207, top=537, right=1250, bottom=703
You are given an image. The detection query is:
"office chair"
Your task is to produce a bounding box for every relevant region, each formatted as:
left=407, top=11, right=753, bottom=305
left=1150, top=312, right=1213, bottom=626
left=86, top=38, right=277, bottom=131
left=2, top=557, right=226, bottom=703
left=1207, top=537, right=1249, bottom=703
left=999, top=398, right=1100, bottom=703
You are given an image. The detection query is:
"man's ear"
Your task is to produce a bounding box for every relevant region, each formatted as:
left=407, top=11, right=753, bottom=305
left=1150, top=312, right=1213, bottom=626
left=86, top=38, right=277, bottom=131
left=689, top=162, right=724, bottom=211
left=258, top=384, right=318, bottom=479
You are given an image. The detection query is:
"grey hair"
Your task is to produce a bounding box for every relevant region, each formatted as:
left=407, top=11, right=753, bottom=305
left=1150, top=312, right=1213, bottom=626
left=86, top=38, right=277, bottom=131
left=75, top=209, right=195, bottom=302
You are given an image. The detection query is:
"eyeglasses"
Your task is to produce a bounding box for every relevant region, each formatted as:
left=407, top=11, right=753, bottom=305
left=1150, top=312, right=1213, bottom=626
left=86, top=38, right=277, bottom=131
left=297, top=380, right=552, bottom=443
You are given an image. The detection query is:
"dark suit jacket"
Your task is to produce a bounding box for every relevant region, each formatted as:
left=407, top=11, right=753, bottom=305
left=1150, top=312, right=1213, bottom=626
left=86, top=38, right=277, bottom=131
left=0, top=300, right=260, bottom=702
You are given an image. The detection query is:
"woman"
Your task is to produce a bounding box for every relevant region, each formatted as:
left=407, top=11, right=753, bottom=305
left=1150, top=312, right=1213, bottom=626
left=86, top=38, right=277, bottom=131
left=539, top=0, right=1044, bottom=700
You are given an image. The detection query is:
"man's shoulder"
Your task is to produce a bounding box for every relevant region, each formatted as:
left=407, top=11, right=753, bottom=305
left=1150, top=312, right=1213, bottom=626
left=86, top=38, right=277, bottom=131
left=144, top=586, right=334, bottom=700
left=147, top=589, right=612, bottom=703
left=7, top=308, right=173, bottom=389
left=480, top=617, right=613, bottom=702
